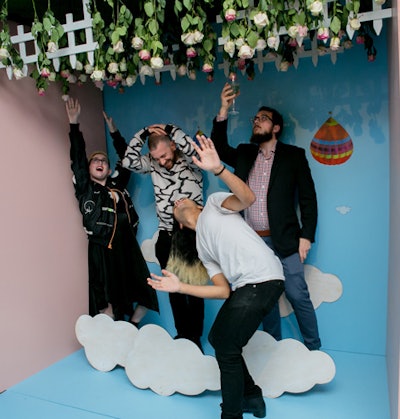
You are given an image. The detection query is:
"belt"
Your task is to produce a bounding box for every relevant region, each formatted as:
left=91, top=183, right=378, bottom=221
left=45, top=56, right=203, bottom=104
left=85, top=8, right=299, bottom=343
left=256, top=229, right=271, bottom=237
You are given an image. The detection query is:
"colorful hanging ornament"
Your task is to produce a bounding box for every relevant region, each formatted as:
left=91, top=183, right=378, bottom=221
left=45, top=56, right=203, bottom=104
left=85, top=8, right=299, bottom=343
left=310, top=115, right=353, bottom=165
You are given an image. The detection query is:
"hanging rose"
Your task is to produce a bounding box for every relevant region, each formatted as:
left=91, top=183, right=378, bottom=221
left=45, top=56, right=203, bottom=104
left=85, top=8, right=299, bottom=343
left=224, top=40, right=236, bottom=58
left=186, top=47, right=197, bottom=58
left=255, top=39, right=267, bottom=51
left=40, top=67, right=51, bottom=78
left=177, top=64, right=187, bottom=77
left=47, top=41, right=58, bottom=53
left=225, top=9, right=237, bottom=22
left=317, top=27, right=330, bottom=43
left=181, top=32, right=196, bottom=46
left=150, top=56, right=164, bottom=69
left=202, top=62, right=213, bottom=73
left=267, top=34, right=280, bottom=51
left=91, top=69, right=105, bottom=81
left=330, top=37, right=341, bottom=51
left=113, top=40, right=125, bottom=54
left=107, top=62, right=119, bottom=74
left=238, top=44, right=255, bottom=60
left=139, top=49, right=151, bottom=61
left=84, top=64, right=94, bottom=75
left=307, top=1, right=324, bottom=17
left=131, top=36, right=144, bottom=50
left=13, top=68, right=24, bottom=80
left=125, top=75, right=137, bottom=86
left=253, top=12, right=269, bottom=29
left=193, top=30, right=204, bottom=44
left=349, top=17, right=361, bottom=31
left=188, top=70, right=196, bottom=80
left=0, top=47, right=10, bottom=60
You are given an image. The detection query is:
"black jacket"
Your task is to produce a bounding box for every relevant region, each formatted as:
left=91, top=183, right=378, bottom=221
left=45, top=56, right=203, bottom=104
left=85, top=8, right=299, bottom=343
left=211, top=118, right=317, bottom=258
left=69, top=124, right=139, bottom=248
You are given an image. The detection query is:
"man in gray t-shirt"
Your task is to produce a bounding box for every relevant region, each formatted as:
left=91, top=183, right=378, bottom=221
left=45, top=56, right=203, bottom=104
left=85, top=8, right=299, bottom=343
left=148, top=135, right=284, bottom=419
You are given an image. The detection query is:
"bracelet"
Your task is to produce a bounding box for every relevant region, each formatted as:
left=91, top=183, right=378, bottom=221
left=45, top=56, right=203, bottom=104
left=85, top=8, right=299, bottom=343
left=214, top=165, right=226, bottom=176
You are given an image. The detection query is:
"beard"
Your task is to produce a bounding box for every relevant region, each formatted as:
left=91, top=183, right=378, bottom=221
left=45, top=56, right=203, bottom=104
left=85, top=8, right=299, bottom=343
left=250, top=132, right=273, bottom=145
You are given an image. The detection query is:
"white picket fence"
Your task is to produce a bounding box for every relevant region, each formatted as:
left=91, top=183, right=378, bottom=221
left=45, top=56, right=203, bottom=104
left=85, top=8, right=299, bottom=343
left=0, top=0, right=393, bottom=84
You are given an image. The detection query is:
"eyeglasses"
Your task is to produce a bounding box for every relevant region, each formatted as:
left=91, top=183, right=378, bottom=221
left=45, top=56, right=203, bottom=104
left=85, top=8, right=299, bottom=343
left=90, top=158, right=108, bottom=165
left=250, top=115, right=273, bottom=124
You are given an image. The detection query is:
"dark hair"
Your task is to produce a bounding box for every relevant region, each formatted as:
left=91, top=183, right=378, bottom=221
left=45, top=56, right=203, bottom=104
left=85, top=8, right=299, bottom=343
left=148, top=134, right=172, bottom=151
left=258, top=106, right=284, bottom=138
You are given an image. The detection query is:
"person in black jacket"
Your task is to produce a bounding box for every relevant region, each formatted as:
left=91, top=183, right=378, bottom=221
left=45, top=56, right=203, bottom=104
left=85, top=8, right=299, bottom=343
left=66, top=98, right=158, bottom=324
left=210, top=84, right=321, bottom=350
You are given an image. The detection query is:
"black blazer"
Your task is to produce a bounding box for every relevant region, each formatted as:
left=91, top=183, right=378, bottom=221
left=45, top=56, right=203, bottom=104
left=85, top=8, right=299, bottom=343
left=211, top=118, right=317, bottom=258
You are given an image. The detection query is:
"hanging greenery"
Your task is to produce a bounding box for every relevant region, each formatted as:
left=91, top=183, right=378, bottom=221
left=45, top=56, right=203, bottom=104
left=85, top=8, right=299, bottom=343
left=0, top=0, right=389, bottom=96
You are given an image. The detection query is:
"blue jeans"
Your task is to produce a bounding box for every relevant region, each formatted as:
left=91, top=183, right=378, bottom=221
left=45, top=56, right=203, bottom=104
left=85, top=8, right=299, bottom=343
left=208, top=280, right=284, bottom=419
left=261, top=237, right=321, bottom=350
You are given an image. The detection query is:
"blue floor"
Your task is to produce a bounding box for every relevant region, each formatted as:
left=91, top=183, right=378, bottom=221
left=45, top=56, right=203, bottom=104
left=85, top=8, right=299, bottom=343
left=0, top=347, right=390, bottom=419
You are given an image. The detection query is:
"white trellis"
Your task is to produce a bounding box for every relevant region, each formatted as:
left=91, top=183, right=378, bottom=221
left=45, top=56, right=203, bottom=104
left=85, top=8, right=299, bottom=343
left=217, top=0, right=393, bottom=76
left=0, top=0, right=97, bottom=80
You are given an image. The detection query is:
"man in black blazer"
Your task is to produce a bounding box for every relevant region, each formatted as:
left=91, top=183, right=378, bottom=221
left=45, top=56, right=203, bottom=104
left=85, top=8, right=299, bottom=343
left=210, top=83, right=321, bottom=350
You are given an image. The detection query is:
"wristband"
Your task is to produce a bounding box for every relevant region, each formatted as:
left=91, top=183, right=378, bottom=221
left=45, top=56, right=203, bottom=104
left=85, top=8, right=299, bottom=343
left=214, top=165, right=226, bottom=176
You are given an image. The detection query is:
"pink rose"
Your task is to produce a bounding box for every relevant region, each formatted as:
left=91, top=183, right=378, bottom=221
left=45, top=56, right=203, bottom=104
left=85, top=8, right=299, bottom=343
left=202, top=63, right=213, bottom=73
left=186, top=47, right=197, bottom=58
left=139, top=49, right=151, bottom=61
left=225, top=8, right=236, bottom=22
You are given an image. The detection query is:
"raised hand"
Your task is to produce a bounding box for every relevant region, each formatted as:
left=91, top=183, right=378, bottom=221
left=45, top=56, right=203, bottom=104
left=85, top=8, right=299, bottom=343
left=103, top=111, right=117, bottom=133
left=191, top=135, right=222, bottom=174
left=147, top=270, right=181, bottom=293
left=65, top=98, right=81, bottom=124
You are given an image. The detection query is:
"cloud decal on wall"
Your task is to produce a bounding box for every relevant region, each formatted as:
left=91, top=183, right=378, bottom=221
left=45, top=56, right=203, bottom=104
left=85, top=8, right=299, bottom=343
left=140, top=230, right=159, bottom=264
left=279, top=264, right=343, bottom=317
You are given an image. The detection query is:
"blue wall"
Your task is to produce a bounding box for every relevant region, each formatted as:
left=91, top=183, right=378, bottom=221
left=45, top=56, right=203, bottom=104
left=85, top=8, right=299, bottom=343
left=103, top=30, right=389, bottom=356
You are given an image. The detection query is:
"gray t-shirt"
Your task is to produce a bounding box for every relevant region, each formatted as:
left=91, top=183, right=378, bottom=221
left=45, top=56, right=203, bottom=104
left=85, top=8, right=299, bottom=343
left=196, top=192, right=284, bottom=291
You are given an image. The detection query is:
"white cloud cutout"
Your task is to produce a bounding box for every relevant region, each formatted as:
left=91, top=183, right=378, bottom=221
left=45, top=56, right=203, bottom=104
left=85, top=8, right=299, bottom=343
left=75, top=314, right=137, bottom=371
left=336, top=205, right=351, bottom=215
left=140, top=230, right=159, bottom=264
left=125, top=324, right=220, bottom=396
left=243, top=331, right=336, bottom=398
left=279, top=264, right=343, bottom=317
left=76, top=316, right=336, bottom=398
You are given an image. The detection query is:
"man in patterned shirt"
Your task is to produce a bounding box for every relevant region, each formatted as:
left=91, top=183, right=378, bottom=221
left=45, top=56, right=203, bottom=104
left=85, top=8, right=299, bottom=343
left=106, top=117, right=204, bottom=349
left=210, top=83, right=320, bottom=351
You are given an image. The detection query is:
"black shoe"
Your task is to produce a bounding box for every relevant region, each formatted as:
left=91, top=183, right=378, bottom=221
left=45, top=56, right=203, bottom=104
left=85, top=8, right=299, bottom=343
left=242, top=396, right=266, bottom=418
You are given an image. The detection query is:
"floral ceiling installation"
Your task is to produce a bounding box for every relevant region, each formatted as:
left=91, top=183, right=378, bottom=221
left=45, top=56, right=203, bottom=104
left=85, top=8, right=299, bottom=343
left=0, top=0, right=390, bottom=96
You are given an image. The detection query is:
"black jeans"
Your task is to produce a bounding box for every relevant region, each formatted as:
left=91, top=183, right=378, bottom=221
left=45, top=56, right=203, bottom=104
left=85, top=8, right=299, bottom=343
left=209, top=280, right=284, bottom=419
left=155, top=230, right=204, bottom=340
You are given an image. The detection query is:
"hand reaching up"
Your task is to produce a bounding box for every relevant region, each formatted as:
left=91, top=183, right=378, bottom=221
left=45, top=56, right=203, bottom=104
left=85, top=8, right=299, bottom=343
left=66, top=98, right=81, bottom=124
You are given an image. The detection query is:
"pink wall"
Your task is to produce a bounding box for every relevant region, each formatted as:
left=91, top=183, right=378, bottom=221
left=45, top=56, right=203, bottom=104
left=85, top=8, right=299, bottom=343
left=0, top=71, right=105, bottom=391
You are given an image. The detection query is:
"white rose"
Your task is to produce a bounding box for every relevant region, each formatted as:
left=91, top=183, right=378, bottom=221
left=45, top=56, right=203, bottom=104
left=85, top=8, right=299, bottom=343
left=224, top=40, right=236, bottom=58
left=91, top=69, right=105, bottom=81
left=125, top=75, right=137, bottom=86
left=267, top=35, right=280, bottom=51
left=48, top=72, right=57, bottom=82
left=67, top=74, right=77, bottom=83
left=349, top=17, right=361, bottom=31
left=75, top=60, right=83, bottom=71
left=238, top=44, right=254, bottom=59
left=288, top=26, right=298, bottom=38
left=12, top=67, right=25, bottom=80
left=131, top=36, right=144, bottom=50
left=107, top=62, right=119, bottom=74
left=308, top=1, right=323, bottom=16
left=84, top=64, right=94, bottom=74
left=255, top=38, right=267, bottom=51
left=47, top=41, right=58, bottom=53
left=119, top=60, right=127, bottom=72
left=330, top=36, right=341, bottom=51
left=150, top=56, right=164, bottom=69
left=253, top=12, right=269, bottom=29
left=0, top=47, right=10, bottom=60
left=140, top=65, right=154, bottom=76
left=235, top=38, right=245, bottom=48
left=113, top=40, right=125, bottom=53
left=193, top=30, right=204, bottom=43
left=181, top=32, right=196, bottom=46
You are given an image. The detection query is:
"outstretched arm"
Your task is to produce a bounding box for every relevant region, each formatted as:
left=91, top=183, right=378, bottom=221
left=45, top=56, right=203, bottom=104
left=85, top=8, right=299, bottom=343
left=148, top=270, right=230, bottom=299
left=192, top=135, right=255, bottom=212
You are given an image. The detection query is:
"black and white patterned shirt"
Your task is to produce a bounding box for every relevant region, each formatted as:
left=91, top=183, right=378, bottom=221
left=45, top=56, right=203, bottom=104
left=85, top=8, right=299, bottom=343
left=123, top=125, right=203, bottom=231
